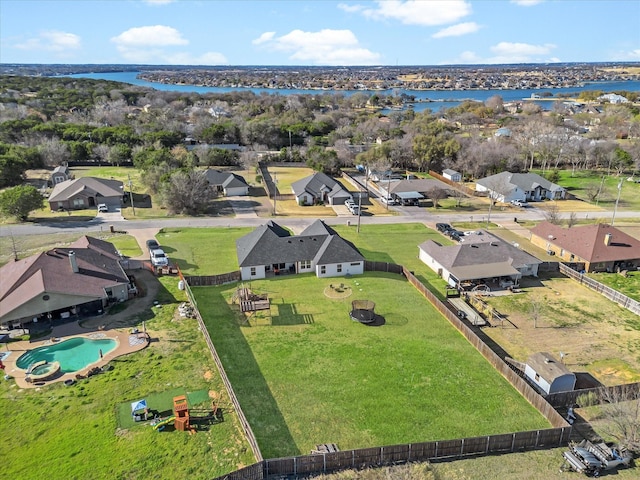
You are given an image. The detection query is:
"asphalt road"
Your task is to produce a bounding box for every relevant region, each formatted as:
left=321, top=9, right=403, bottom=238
left=2, top=207, right=639, bottom=238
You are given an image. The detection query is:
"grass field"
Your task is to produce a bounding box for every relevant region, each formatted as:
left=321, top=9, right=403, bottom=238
left=0, top=231, right=141, bottom=266
left=587, top=269, right=640, bottom=303
left=1, top=277, right=254, bottom=479
left=193, top=273, right=549, bottom=459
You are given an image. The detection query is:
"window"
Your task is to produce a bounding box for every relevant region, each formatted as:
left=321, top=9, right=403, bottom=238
left=534, top=373, right=540, bottom=381
left=337, top=264, right=342, bottom=273
left=73, top=198, right=85, bottom=207
left=320, top=265, right=326, bottom=275
left=350, top=262, right=360, bottom=266
left=250, top=267, right=256, bottom=276
left=300, top=260, right=311, bottom=269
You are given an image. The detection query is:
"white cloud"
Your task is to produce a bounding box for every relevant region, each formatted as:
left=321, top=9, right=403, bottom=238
left=253, top=29, right=381, bottom=65
left=252, top=32, right=275, bottom=45
left=432, top=22, right=480, bottom=38
left=143, top=0, right=176, bottom=5
left=510, top=0, right=544, bottom=6
left=111, top=25, right=188, bottom=47
left=355, top=0, right=472, bottom=26
left=611, top=48, right=640, bottom=61
left=445, top=42, right=558, bottom=64
left=337, top=3, right=365, bottom=13
left=110, top=25, right=225, bottom=64
left=490, top=41, right=556, bottom=58
left=14, top=30, right=81, bottom=52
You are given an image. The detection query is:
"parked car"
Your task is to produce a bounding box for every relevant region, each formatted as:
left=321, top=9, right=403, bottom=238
left=97, top=204, right=108, bottom=213
left=436, top=223, right=452, bottom=232
left=380, top=196, right=396, bottom=205
left=347, top=203, right=360, bottom=215
left=510, top=200, right=528, bottom=207
left=150, top=248, right=169, bottom=267
left=447, top=229, right=464, bottom=238
left=146, top=239, right=160, bottom=251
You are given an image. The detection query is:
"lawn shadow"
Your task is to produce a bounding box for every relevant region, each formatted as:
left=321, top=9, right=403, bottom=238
left=197, top=288, right=299, bottom=457
left=271, top=300, right=314, bottom=326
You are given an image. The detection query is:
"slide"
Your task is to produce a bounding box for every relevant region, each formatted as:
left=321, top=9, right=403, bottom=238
left=152, top=416, right=175, bottom=430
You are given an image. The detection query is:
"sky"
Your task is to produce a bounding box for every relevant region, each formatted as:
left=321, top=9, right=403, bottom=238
left=1, top=0, right=639, bottom=66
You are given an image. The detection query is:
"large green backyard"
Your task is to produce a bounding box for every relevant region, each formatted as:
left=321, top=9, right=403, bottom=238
left=193, top=273, right=549, bottom=459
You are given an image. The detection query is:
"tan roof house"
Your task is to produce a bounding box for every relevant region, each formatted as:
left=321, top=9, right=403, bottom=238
left=48, top=177, right=124, bottom=211
left=530, top=222, right=640, bottom=273
left=0, top=236, right=130, bottom=327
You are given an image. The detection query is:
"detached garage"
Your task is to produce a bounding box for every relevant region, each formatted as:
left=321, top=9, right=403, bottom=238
left=524, top=352, right=576, bottom=395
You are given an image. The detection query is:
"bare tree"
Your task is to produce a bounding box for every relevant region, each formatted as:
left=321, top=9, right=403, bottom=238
left=529, top=297, right=544, bottom=328
left=567, top=211, right=578, bottom=228
left=160, top=169, right=214, bottom=214
left=597, top=386, right=640, bottom=452
left=542, top=202, right=562, bottom=225
left=426, top=187, right=447, bottom=209
left=38, top=138, right=70, bottom=167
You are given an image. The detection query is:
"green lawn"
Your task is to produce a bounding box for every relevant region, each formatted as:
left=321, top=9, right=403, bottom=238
left=194, top=273, right=549, bottom=459
left=539, top=169, right=640, bottom=211
left=1, top=277, right=254, bottom=479
left=587, top=269, right=640, bottom=303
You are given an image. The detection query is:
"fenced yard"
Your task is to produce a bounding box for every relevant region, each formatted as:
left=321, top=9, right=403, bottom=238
left=193, top=273, right=550, bottom=460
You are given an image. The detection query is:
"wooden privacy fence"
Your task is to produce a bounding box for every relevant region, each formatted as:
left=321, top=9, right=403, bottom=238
left=364, top=260, right=404, bottom=275
left=185, top=271, right=241, bottom=286
left=180, top=276, right=263, bottom=464
left=559, top=263, right=640, bottom=315
left=546, top=381, right=640, bottom=408
left=428, top=170, right=476, bottom=196
left=215, top=427, right=571, bottom=480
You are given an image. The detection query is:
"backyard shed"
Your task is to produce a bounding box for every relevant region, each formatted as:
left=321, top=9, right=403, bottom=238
left=524, top=352, right=576, bottom=395
left=442, top=169, right=462, bottom=182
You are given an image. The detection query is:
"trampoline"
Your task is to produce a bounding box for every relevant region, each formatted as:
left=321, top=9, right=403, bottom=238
left=350, top=300, right=385, bottom=326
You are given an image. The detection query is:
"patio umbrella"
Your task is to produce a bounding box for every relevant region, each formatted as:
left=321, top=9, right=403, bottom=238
left=131, top=399, right=147, bottom=414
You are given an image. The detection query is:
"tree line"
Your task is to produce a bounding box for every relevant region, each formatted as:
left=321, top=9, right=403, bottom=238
left=0, top=75, right=638, bottom=217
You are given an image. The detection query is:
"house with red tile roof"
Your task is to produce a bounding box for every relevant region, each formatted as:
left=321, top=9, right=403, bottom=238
left=0, top=236, right=131, bottom=328
left=529, top=222, right=640, bottom=273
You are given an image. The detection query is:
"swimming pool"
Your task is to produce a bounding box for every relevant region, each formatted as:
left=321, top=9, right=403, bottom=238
left=16, top=337, right=117, bottom=373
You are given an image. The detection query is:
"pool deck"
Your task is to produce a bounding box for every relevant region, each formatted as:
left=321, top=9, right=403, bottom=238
left=3, top=321, right=149, bottom=389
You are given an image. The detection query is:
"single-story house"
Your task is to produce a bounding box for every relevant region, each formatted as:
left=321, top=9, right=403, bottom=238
left=475, top=172, right=566, bottom=203
left=442, top=169, right=462, bottom=182
left=236, top=220, right=364, bottom=280
left=291, top=172, right=352, bottom=206
left=203, top=169, right=249, bottom=196
left=524, top=352, right=576, bottom=395
left=50, top=165, right=71, bottom=185
left=0, top=236, right=131, bottom=328
left=48, top=177, right=124, bottom=211
left=530, top=222, right=640, bottom=273
left=379, top=178, right=450, bottom=206
left=418, top=230, right=542, bottom=288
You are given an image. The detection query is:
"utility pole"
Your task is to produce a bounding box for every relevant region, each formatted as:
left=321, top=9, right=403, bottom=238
left=272, top=172, right=277, bottom=216
left=611, top=179, right=622, bottom=226
left=128, top=174, right=136, bottom=216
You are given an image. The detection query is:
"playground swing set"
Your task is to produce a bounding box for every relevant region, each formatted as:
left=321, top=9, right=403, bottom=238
left=150, top=395, right=220, bottom=433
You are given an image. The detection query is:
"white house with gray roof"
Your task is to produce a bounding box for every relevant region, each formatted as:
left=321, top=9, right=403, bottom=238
left=236, top=220, right=364, bottom=280
left=418, top=230, right=541, bottom=288
left=203, top=169, right=249, bottom=196
left=475, top=172, right=566, bottom=203
left=291, top=172, right=352, bottom=206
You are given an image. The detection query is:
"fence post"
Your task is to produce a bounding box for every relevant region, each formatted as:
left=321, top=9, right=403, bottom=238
left=460, top=438, right=464, bottom=457
left=486, top=436, right=490, bottom=454
left=511, top=433, right=516, bottom=452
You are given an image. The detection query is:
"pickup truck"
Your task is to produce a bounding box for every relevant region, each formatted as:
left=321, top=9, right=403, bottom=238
left=150, top=248, right=169, bottom=267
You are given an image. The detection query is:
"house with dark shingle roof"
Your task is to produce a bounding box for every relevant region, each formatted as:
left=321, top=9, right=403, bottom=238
left=418, top=230, right=542, bottom=288
left=236, top=220, right=364, bottom=280
left=475, top=172, right=566, bottom=203
left=0, top=236, right=130, bottom=327
left=530, top=222, right=640, bottom=272
left=291, top=172, right=352, bottom=206
left=203, top=169, right=249, bottom=196
left=48, top=177, right=124, bottom=211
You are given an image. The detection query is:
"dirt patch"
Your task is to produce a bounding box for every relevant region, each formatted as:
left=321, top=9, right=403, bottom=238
left=481, top=272, right=640, bottom=386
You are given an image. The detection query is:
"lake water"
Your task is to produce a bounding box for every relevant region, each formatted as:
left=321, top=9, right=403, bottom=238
left=70, top=71, right=640, bottom=113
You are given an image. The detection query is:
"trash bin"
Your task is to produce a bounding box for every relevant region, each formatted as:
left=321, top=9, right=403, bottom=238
left=110, top=225, right=114, bottom=233
left=514, top=217, right=518, bottom=223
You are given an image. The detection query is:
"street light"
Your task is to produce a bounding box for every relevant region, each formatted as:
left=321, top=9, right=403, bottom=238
left=272, top=172, right=278, bottom=216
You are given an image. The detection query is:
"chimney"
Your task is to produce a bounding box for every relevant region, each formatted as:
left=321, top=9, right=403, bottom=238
left=604, top=233, right=612, bottom=246
left=69, top=250, right=79, bottom=273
